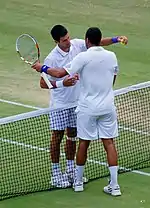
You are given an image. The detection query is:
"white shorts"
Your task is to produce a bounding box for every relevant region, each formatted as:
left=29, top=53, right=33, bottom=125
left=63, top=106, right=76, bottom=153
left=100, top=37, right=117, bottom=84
left=77, top=110, right=118, bottom=140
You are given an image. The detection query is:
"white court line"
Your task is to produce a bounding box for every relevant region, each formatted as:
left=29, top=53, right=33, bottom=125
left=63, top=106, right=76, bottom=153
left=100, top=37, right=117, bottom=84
left=0, top=99, right=42, bottom=110
left=1, top=137, right=149, bottom=177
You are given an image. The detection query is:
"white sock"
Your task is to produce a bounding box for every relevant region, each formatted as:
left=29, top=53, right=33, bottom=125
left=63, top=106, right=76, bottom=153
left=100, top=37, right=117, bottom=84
left=66, top=160, right=75, bottom=173
left=76, top=165, right=84, bottom=183
left=52, top=163, right=61, bottom=176
left=109, top=166, right=118, bottom=187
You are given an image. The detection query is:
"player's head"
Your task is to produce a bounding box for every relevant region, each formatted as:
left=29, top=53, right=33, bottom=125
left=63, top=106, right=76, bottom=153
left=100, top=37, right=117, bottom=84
left=85, top=27, right=102, bottom=48
left=50, top=25, right=71, bottom=51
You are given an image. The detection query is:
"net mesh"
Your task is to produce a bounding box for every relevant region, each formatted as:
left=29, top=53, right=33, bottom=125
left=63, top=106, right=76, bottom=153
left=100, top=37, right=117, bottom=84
left=0, top=82, right=150, bottom=200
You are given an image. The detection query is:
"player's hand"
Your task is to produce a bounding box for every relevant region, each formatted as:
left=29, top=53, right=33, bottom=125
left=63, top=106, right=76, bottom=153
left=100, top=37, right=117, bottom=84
left=117, top=36, right=128, bottom=45
left=63, top=74, right=78, bottom=87
left=32, top=61, right=42, bottom=72
left=74, top=73, right=79, bottom=80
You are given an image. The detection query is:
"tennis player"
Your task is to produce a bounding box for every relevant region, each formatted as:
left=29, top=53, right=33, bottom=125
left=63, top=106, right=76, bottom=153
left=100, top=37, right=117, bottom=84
left=33, top=25, right=127, bottom=189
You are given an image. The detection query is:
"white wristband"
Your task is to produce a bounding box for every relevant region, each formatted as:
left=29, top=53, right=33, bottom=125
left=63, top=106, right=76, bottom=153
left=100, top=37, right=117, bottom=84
left=56, top=80, right=64, bottom=88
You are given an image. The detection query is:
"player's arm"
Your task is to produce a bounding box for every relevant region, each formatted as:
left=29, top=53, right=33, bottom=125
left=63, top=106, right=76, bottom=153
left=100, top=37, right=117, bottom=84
left=40, top=77, right=57, bottom=89
left=39, top=57, right=57, bottom=89
left=32, top=54, right=84, bottom=78
left=100, top=36, right=128, bottom=46
left=39, top=65, right=68, bottom=78
left=39, top=57, right=75, bottom=88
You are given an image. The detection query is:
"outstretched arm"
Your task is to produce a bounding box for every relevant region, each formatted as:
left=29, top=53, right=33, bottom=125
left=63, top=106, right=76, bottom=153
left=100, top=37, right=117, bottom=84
left=32, top=53, right=83, bottom=79
left=100, top=36, right=128, bottom=46
left=33, top=63, right=78, bottom=89
left=32, top=62, right=68, bottom=78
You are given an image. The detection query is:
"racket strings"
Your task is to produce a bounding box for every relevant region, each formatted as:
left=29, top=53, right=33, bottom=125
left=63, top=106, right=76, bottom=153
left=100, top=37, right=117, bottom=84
left=17, top=36, right=39, bottom=64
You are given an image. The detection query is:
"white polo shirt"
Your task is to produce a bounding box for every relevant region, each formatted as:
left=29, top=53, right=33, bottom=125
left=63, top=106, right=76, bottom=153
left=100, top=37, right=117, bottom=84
left=65, top=46, right=119, bottom=115
left=44, top=39, right=87, bottom=109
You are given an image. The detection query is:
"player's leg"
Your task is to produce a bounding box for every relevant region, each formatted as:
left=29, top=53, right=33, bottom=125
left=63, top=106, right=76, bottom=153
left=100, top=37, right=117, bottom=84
left=66, top=126, right=89, bottom=184
left=50, top=130, right=64, bottom=175
left=74, top=112, right=98, bottom=192
left=65, top=127, right=77, bottom=178
left=102, top=139, right=121, bottom=196
left=74, top=139, right=90, bottom=192
left=98, top=110, right=121, bottom=196
left=49, top=109, right=70, bottom=188
left=64, top=107, right=77, bottom=180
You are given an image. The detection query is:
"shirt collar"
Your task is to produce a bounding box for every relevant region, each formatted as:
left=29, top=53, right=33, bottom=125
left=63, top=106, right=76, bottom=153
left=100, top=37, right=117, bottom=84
left=56, top=44, right=73, bottom=57
left=87, top=46, right=104, bottom=52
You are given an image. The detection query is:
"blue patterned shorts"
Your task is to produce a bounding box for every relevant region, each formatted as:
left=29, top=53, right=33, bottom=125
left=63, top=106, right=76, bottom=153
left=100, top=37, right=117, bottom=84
left=49, top=107, right=77, bottom=130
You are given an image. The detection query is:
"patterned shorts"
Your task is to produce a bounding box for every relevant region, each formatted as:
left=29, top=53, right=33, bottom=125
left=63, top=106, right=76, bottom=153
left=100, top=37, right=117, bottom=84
left=49, top=107, right=77, bottom=130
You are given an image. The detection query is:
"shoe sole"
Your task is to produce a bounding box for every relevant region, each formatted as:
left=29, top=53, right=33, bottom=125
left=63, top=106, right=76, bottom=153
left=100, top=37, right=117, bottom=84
left=51, top=181, right=71, bottom=188
left=111, top=191, right=121, bottom=196
left=103, top=190, right=121, bottom=197
left=74, top=187, right=84, bottom=192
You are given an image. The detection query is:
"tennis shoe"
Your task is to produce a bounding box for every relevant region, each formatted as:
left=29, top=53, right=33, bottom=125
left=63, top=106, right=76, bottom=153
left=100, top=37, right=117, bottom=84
left=66, top=170, right=89, bottom=184
left=51, top=172, right=71, bottom=188
left=73, top=181, right=84, bottom=192
left=103, top=184, right=121, bottom=196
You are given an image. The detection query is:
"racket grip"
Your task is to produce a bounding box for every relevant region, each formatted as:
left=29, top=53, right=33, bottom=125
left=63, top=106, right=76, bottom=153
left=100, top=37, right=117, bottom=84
left=41, top=72, right=53, bottom=89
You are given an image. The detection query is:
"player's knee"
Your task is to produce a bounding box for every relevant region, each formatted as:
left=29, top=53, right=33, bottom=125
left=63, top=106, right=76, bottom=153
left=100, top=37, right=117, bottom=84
left=66, top=127, right=77, bottom=138
left=102, top=138, right=114, bottom=151
left=51, top=130, right=64, bottom=147
left=52, top=130, right=64, bottom=138
left=79, top=139, right=90, bottom=152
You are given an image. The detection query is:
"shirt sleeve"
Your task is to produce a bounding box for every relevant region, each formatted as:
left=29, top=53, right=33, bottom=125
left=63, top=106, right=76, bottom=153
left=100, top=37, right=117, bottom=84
left=64, top=53, right=85, bottom=75
left=44, top=56, right=56, bottom=67
left=73, top=39, right=87, bottom=52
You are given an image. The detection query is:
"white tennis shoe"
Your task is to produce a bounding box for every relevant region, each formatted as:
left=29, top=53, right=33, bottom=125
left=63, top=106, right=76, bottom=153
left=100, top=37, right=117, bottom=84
left=73, top=181, right=84, bottom=192
left=51, top=173, right=71, bottom=188
left=66, top=170, right=89, bottom=184
left=103, top=184, right=121, bottom=196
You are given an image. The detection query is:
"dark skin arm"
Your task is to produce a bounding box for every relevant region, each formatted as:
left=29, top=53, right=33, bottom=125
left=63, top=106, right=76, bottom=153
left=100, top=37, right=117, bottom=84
left=32, top=62, right=69, bottom=78
left=100, top=37, right=114, bottom=46
left=46, top=68, right=68, bottom=78
left=39, top=67, right=78, bottom=88
left=40, top=77, right=56, bottom=89
left=100, top=36, right=128, bottom=46
left=40, top=73, right=78, bottom=89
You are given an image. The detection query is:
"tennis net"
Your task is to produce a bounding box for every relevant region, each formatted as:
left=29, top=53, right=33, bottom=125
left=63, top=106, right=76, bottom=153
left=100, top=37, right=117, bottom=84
left=0, top=81, right=150, bottom=200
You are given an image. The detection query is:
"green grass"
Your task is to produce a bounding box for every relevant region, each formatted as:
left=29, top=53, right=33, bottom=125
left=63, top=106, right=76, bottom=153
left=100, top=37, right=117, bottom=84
left=0, top=0, right=150, bottom=207
left=0, top=173, right=150, bottom=208
left=0, top=102, right=36, bottom=118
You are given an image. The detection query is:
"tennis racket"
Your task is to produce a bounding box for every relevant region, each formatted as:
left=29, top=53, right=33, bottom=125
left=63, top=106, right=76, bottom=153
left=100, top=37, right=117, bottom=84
left=16, top=34, right=53, bottom=89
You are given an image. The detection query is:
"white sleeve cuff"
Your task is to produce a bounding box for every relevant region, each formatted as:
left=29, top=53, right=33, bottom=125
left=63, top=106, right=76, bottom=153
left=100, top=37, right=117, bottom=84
left=56, top=80, right=64, bottom=88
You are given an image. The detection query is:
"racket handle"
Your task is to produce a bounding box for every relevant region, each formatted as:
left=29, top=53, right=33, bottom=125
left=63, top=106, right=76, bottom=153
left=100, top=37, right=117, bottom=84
left=41, top=72, right=53, bottom=89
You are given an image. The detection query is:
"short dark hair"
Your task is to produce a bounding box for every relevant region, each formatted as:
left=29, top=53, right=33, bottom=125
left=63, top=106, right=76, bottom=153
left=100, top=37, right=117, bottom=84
left=85, top=27, right=102, bottom=46
left=50, top=25, right=68, bottom=42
